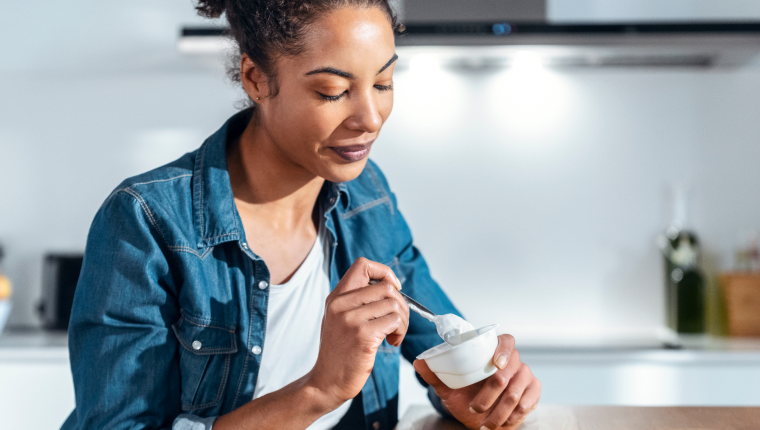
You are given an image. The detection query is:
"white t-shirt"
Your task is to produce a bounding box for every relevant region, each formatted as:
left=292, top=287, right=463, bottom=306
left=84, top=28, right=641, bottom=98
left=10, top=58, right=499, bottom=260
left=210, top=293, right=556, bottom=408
left=252, top=223, right=352, bottom=428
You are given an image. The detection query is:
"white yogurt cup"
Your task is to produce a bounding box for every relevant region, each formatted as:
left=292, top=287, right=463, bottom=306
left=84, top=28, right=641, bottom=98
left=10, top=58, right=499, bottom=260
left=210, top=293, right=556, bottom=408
left=417, top=324, right=499, bottom=389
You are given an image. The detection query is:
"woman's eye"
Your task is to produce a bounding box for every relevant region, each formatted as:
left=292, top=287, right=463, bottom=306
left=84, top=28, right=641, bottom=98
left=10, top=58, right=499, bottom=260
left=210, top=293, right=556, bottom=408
left=317, top=85, right=391, bottom=102
left=318, top=91, right=346, bottom=102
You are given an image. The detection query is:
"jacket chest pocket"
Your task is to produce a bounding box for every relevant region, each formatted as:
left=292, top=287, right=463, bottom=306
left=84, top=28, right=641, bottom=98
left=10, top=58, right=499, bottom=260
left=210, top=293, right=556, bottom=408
left=172, top=314, right=237, bottom=411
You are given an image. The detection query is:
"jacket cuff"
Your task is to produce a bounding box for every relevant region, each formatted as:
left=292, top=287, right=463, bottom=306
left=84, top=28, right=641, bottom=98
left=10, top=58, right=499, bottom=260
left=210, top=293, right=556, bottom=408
left=173, top=414, right=218, bottom=430
left=427, top=385, right=456, bottom=420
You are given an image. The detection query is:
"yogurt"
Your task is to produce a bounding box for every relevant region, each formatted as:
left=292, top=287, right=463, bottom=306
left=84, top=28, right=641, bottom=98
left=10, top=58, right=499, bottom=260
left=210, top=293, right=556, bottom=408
left=413, top=311, right=477, bottom=346
left=436, top=314, right=477, bottom=345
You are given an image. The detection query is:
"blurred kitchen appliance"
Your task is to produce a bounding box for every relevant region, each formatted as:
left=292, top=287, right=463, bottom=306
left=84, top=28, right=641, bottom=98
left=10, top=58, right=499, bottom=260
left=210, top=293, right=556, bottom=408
left=721, top=273, right=760, bottom=336
left=181, top=10, right=760, bottom=68
left=393, top=0, right=760, bottom=67
left=38, top=253, right=83, bottom=330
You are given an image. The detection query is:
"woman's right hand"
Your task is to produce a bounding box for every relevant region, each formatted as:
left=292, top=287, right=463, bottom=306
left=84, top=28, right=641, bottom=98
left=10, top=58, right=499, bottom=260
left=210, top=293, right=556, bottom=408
left=307, top=257, right=409, bottom=410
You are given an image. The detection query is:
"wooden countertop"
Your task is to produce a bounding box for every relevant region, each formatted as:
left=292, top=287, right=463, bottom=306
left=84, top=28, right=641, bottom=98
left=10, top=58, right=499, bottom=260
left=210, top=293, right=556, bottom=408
left=397, top=404, right=760, bottom=430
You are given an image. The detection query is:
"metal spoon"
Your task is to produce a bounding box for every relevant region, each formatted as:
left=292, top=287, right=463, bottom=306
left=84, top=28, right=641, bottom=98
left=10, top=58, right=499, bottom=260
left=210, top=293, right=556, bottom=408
left=368, top=279, right=436, bottom=320
left=398, top=291, right=436, bottom=320
left=369, top=280, right=469, bottom=344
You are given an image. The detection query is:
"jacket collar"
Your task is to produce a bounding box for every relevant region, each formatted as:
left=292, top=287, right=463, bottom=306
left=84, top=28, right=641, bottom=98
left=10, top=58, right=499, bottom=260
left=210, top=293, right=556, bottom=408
left=192, top=108, right=350, bottom=248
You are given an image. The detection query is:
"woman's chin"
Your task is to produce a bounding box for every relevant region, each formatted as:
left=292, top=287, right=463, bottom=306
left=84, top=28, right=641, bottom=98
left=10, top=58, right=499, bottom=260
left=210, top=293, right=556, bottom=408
left=320, top=159, right=370, bottom=183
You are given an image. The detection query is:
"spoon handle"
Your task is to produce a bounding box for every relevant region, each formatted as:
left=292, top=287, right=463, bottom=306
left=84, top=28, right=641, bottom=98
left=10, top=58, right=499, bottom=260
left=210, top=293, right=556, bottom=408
left=368, top=279, right=436, bottom=319
left=398, top=291, right=436, bottom=320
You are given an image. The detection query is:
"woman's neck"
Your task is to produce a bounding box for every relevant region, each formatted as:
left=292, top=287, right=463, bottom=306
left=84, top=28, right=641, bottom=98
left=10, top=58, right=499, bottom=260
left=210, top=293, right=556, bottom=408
left=227, top=116, right=325, bottom=232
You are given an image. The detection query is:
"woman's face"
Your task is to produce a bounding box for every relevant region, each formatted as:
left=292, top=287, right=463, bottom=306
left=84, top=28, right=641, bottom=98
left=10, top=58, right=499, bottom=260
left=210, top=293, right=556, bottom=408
left=245, top=7, right=397, bottom=183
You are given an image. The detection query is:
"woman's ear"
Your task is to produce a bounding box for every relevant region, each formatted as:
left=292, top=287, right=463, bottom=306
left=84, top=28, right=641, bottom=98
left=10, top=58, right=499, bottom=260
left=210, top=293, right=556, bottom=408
left=240, top=54, right=269, bottom=102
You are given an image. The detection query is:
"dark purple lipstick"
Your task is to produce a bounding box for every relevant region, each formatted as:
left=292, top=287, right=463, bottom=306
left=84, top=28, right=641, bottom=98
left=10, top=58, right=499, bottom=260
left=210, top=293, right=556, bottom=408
left=330, top=142, right=373, bottom=162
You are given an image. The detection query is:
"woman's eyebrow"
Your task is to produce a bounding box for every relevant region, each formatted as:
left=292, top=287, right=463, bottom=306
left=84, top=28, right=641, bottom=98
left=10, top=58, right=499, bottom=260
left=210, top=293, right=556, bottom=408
left=305, top=67, right=354, bottom=79
left=377, top=53, right=398, bottom=75
left=304, top=53, right=398, bottom=78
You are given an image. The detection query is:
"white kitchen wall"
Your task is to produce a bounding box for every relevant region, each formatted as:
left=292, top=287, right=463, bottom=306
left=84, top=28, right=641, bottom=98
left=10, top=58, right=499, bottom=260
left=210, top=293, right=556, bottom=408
left=0, top=72, right=239, bottom=326
left=373, top=63, right=760, bottom=339
left=1, top=2, right=760, bottom=338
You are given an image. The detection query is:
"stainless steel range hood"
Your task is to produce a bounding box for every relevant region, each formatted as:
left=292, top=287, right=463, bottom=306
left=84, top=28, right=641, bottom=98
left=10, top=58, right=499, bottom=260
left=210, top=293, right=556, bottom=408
left=400, top=0, right=545, bottom=23
left=396, top=0, right=760, bottom=67
left=179, top=0, right=760, bottom=68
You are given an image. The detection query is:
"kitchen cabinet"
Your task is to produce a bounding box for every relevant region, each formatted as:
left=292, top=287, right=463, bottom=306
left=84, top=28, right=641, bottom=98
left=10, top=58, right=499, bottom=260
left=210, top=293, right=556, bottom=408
left=0, top=331, right=73, bottom=429
left=398, top=337, right=760, bottom=417
left=3, top=331, right=760, bottom=429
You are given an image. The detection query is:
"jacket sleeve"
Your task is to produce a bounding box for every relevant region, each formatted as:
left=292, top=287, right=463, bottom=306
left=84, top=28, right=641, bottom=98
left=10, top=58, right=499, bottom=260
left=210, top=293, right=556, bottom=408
left=65, top=190, right=216, bottom=430
left=366, top=161, right=462, bottom=418
left=389, top=193, right=462, bottom=418
left=365, top=161, right=463, bottom=363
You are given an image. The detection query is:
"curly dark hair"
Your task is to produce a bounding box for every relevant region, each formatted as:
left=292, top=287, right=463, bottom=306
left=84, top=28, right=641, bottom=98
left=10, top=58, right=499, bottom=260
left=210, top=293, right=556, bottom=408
left=196, top=0, right=403, bottom=104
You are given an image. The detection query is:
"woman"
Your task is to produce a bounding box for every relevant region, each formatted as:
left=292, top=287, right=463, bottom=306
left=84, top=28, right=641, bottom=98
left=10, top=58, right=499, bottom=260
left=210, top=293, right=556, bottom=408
left=62, top=1, right=541, bottom=429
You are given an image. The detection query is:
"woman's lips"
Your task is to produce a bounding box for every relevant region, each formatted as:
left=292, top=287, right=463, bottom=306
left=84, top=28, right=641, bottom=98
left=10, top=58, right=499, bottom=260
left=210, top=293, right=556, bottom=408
left=329, top=142, right=373, bottom=162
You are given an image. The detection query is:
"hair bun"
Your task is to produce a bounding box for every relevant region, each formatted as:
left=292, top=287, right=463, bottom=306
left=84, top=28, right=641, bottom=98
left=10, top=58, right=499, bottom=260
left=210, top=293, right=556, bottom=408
left=196, top=0, right=227, bottom=18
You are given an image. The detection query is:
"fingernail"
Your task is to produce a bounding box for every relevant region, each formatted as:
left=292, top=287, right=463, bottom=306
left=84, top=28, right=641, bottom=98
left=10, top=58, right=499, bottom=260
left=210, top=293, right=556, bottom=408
left=469, top=407, right=477, bottom=414
left=393, top=273, right=402, bottom=290
left=480, top=426, right=491, bottom=430
left=495, top=354, right=507, bottom=369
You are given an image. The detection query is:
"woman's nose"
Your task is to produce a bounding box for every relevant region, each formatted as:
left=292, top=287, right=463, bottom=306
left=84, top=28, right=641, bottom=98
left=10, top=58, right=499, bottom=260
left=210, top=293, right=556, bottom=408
left=346, top=90, right=383, bottom=134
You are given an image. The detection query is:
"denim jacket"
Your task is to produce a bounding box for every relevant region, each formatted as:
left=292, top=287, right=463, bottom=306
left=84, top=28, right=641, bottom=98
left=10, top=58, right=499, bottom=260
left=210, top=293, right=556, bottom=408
left=62, top=109, right=461, bottom=430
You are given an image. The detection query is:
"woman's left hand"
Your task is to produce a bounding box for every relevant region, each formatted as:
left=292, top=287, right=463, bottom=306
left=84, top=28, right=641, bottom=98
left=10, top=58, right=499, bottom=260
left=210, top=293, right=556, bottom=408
left=413, top=334, right=541, bottom=429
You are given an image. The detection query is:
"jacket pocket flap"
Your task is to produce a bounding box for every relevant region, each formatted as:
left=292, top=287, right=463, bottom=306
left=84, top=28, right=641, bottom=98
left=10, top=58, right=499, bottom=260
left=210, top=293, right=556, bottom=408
left=172, top=315, right=237, bottom=355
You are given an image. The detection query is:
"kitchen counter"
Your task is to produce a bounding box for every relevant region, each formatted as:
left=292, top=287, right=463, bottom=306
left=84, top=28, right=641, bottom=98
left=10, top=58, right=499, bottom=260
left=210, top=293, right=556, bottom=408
left=4, top=329, right=760, bottom=356
left=396, top=404, right=760, bottom=430
left=520, top=338, right=760, bottom=365
left=512, top=338, right=760, bottom=407
left=0, top=329, right=68, bottom=361
left=3, top=329, right=760, bottom=427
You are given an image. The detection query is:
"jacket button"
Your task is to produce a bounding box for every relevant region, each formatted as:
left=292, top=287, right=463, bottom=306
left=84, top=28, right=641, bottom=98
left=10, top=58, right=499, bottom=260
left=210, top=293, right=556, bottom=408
left=258, top=280, right=269, bottom=290
left=252, top=345, right=262, bottom=355
left=191, top=340, right=202, bottom=350
left=372, top=421, right=380, bottom=429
